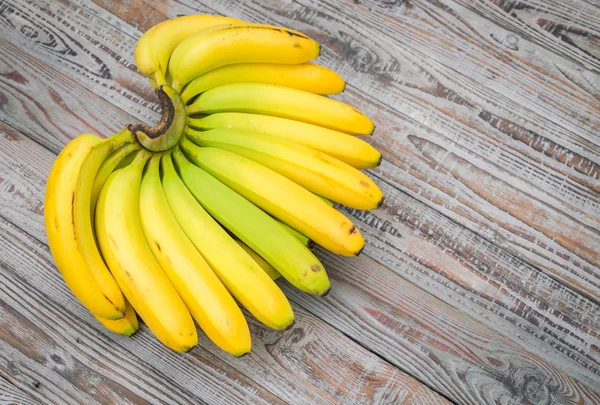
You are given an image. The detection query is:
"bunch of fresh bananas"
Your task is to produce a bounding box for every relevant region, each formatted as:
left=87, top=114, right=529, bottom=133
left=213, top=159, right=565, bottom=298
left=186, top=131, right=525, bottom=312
left=44, top=14, right=383, bottom=356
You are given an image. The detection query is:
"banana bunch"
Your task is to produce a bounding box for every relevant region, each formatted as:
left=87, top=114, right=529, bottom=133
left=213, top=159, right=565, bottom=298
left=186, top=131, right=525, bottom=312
left=44, top=14, right=383, bottom=356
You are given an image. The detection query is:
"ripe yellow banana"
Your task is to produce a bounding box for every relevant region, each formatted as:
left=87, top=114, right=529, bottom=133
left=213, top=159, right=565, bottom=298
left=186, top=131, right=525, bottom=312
left=181, top=137, right=364, bottom=256
left=234, top=240, right=280, bottom=281
left=90, top=142, right=139, bottom=216
left=161, top=151, right=295, bottom=329
left=140, top=154, right=251, bottom=356
left=95, top=150, right=197, bottom=352
left=180, top=63, right=345, bottom=103
left=186, top=83, right=374, bottom=135
left=134, top=14, right=243, bottom=86
left=95, top=299, right=139, bottom=337
left=168, top=24, right=321, bottom=92
left=172, top=146, right=330, bottom=296
left=186, top=128, right=383, bottom=210
left=187, top=112, right=380, bottom=169
left=44, top=131, right=132, bottom=320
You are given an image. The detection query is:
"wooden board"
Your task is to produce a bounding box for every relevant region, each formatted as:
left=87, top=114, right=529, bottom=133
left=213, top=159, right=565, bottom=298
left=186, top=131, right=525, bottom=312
left=0, top=122, right=448, bottom=403
left=9, top=0, right=596, bottom=304
left=0, top=35, right=598, bottom=404
left=0, top=376, right=38, bottom=405
left=0, top=0, right=599, bottom=403
left=1, top=0, right=599, bottom=389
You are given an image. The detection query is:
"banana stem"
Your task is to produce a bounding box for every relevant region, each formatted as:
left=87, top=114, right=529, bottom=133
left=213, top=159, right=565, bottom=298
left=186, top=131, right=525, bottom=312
left=128, top=85, right=187, bottom=152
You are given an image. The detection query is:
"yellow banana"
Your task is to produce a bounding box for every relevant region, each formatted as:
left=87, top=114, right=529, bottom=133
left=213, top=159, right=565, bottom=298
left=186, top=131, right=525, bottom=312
left=44, top=130, right=132, bottom=320
left=172, top=146, right=330, bottom=296
left=134, top=14, right=243, bottom=86
left=234, top=240, right=280, bottom=281
left=95, top=150, right=197, bottom=352
left=186, top=128, right=383, bottom=210
left=180, top=63, right=345, bottom=103
left=187, top=83, right=374, bottom=135
left=187, top=112, right=380, bottom=168
left=173, top=149, right=330, bottom=295
left=182, top=137, right=364, bottom=256
left=168, top=24, right=321, bottom=92
left=140, top=154, right=251, bottom=356
left=161, top=151, right=295, bottom=329
left=95, top=299, right=139, bottom=337
left=90, top=143, right=139, bottom=216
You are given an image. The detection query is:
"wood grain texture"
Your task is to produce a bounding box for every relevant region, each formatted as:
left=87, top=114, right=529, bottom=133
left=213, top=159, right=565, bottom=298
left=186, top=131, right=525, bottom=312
left=0, top=120, right=447, bottom=404
left=284, top=249, right=600, bottom=404
left=452, top=0, right=600, bottom=74
left=40, top=0, right=600, bottom=302
left=1, top=123, right=597, bottom=405
left=178, top=0, right=600, bottom=300
left=21, top=0, right=599, bottom=385
left=0, top=33, right=598, bottom=404
left=1, top=0, right=599, bottom=402
left=0, top=376, right=38, bottom=405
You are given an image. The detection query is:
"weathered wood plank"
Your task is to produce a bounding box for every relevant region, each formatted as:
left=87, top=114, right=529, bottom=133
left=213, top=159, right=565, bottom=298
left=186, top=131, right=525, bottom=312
left=1, top=122, right=598, bottom=403
left=69, top=0, right=600, bottom=300
left=0, top=37, right=598, bottom=402
left=284, top=250, right=600, bottom=404
left=0, top=376, right=38, bottom=405
left=0, top=211, right=448, bottom=405
left=0, top=0, right=156, bottom=125
left=5, top=0, right=597, bottom=362
left=451, top=0, right=600, bottom=74
left=330, top=0, right=600, bottom=141
left=3, top=0, right=599, bottom=302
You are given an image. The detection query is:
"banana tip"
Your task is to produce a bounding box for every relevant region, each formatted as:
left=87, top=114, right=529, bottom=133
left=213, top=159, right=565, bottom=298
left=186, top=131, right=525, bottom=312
left=355, top=246, right=364, bottom=257
left=284, top=320, right=296, bottom=331
left=321, top=287, right=331, bottom=297
left=377, top=196, right=385, bottom=209
left=377, top=155, right=383, bottom=166
left=307, top=240, right=316, bottom=249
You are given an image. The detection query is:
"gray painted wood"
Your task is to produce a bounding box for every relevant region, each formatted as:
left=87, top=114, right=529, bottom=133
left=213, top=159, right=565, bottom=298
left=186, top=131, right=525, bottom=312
left=19, top=0, right=598, bottom=303
left=0, top=33, right=598, bottom=404
left=0, top=377, right=39, bottom=405
left=0, top=121, right=447, bottom=403
left=0, top=0, right=599, bottom=403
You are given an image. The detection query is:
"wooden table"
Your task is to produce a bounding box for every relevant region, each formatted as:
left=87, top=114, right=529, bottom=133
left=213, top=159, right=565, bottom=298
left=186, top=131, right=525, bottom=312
left=0, top=0, right=599, bottom=403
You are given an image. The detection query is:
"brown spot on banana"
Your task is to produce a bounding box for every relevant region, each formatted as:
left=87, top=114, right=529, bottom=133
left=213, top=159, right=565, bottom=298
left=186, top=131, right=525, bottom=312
left=311, top=264, right=322, bottom=272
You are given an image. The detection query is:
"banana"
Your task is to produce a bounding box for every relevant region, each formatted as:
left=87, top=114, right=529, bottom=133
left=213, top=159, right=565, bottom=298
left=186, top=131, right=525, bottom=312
left=186, top=128, right=383, bottom=210
left=234, top=240, right=280, bottom=281
left=95, top=150, right=197, bottom=352
left=134, top=14, right=243, bottom=86
left=186, top=83, right=374, bottom=135
left=44, top=130, right=132, bottom=320
left=187, top=112, right=380, bottom=168
left=172, top=146, right=330, bottom=296
left=91, top=143, right=139, bottom=216
left=95, top=299, right=139, bottom=337
left=180, top=63, right=345, bottom=103
left=140, top=154, right=251, bottom=356
left=168, top=24, right=321, bottom=92
left=181, top=137, right=364, bottom=256
left=274, top=218, right=314, bottom=249
left=161, top=151, right=295, bottom=329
